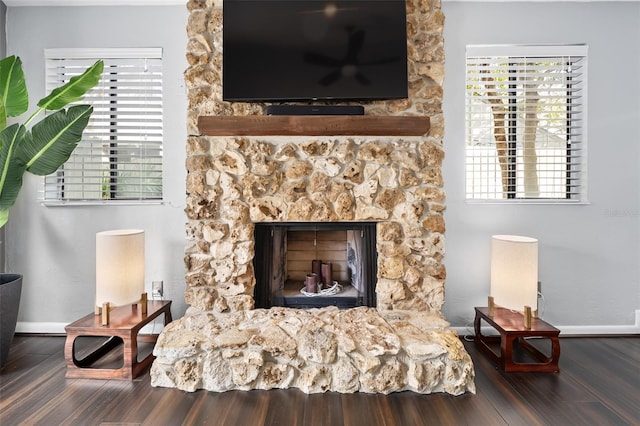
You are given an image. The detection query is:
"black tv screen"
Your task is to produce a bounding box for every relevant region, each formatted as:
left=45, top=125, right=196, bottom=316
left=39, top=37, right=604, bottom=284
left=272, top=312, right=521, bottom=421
left=223, top=0, right=408, bottom=102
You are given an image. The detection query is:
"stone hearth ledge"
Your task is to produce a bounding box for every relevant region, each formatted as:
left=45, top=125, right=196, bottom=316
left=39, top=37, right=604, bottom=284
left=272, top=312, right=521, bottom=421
left=150, top=306, right=475, bottom=395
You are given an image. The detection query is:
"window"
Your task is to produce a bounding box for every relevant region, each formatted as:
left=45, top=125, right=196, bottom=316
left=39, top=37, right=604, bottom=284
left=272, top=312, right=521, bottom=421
left=43, top=48, right=163, bottom=203
left=465, top=45, right=587, bottom=202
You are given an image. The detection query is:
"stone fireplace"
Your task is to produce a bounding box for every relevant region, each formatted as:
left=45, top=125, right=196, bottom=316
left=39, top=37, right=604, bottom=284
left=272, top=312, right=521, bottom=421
left=150, top=0, right=475, bottom=395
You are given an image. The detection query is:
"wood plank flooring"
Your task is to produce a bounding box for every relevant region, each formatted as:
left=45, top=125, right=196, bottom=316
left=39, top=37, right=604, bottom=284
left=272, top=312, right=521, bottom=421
left=1, top=335, right=638, bottom=425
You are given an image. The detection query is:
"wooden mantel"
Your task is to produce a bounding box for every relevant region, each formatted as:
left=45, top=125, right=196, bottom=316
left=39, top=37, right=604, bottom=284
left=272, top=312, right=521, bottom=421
left=197, top=115, right=430, bottom=136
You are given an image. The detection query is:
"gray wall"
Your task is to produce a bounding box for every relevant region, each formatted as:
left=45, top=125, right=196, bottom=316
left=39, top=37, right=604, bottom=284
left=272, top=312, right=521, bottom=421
left=6, top=5, right=189, bottom=331
left=5, top=2, right=639, bottom=333
left=441, top=2, right=640, bottom=332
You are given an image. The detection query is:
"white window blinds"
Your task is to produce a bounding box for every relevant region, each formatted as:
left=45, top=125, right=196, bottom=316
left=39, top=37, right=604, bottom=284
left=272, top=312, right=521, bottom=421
left=465, top=45, right=587, bottom=202
left=43, top=48, right=163, bottom=203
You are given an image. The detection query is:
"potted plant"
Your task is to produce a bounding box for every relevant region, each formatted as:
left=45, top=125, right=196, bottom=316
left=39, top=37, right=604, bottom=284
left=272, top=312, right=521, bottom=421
left=0, top=55, right=103, bottom=368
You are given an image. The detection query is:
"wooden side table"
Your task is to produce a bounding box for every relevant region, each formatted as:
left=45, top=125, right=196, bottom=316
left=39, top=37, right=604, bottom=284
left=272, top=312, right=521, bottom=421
left=474, top=306, right=560, bottom=373
left=65, top=300, right=172, bottom=380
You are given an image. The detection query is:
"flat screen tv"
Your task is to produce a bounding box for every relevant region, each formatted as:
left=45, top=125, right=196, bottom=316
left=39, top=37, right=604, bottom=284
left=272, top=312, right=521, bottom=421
left=223, top=0, right=408, bottom=102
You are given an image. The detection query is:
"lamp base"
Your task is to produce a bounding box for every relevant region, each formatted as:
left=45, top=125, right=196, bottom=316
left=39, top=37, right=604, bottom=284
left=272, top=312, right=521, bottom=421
left=140, top=292, right=148, bottom=314
left=101, top=302, right=110, bottom=325
left=487, top=296, right=538, bottom=320
left=524, top=306, right=532, bottom=329
left=488, top=296, right=495, bottom=317
left=94, top=293, right=153, bottom=326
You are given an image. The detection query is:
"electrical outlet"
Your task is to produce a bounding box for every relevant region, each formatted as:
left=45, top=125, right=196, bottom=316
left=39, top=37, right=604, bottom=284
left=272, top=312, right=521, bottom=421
left=152, top=280, right=164, bottom=299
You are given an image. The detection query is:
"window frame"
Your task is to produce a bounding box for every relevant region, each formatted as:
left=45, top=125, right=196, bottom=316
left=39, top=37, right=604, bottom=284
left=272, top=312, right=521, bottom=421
left=464, top=44, right=588, bottom=204
left=42, top=48, right=164, bottom=206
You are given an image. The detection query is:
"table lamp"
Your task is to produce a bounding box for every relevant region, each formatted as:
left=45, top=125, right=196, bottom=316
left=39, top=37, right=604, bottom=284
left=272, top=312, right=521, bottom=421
left=490, top=235, right=538, bottom=328
left=96, top=229, right=145, bottom=324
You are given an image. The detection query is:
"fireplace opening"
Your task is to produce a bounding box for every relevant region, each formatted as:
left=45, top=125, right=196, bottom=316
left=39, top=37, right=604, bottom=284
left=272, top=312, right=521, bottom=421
left=253, top=222, right=377, bottom=309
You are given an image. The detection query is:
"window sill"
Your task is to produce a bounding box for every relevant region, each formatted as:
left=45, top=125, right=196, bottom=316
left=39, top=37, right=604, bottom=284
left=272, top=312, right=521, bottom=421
left=465, top=199, right=590, bottom=205
left=41, top=200, right=164, bottom=207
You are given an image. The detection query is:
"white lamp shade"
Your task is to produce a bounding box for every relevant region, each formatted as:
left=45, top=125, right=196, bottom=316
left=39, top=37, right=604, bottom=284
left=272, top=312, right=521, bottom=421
left=96, top=229, right=145, bottom=309
left=490, top=235, right=538, bottom=312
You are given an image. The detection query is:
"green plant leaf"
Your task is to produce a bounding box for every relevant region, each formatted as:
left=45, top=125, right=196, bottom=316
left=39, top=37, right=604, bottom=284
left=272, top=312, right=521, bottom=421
left=0, top=56, right=29, bottom=123
left=37, top=60, right=103, bottom=111
left=0, top=123, right=28, bottom=210
left=0, top=209, right=8, bottom=228
left=19, top=105, right=93, bottom=176
left=0, top=96, right=6, bottom=132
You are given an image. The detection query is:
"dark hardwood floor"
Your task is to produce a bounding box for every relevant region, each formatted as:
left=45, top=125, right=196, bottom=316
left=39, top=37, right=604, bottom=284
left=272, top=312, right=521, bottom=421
left=1, top=335, right=638, bottom=425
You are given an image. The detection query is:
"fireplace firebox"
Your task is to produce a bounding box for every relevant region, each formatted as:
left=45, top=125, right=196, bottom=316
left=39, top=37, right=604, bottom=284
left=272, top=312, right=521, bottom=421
left=253, top=222, right=377, bottom=309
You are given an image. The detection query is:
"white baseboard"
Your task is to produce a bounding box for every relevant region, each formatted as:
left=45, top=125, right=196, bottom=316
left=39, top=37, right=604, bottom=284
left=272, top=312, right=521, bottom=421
left=18, top=311, right=640, bottom=336
left=19, top=323, right=639, bottom=336
left=453, top=325, right=640, bottom=336
left=16, top=321, right=164, bottom=335
left=16, top=322, right=67, bottom=334
left=453, top=310, right=640, bottom=336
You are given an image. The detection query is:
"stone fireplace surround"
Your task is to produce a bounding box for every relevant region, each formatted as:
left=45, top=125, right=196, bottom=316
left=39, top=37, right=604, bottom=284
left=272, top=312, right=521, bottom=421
left=150, top=0, right=475, bottom=395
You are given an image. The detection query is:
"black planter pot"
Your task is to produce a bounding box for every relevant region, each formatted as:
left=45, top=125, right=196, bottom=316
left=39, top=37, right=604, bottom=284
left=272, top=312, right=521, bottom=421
left=0, top=273, right=22, bottom=369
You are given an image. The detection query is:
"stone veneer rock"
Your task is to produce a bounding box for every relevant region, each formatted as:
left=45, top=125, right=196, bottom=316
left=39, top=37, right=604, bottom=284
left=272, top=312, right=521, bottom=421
left=151, top=0, right=475, bottom=395
left=152, top=307, right=474, bottom=395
